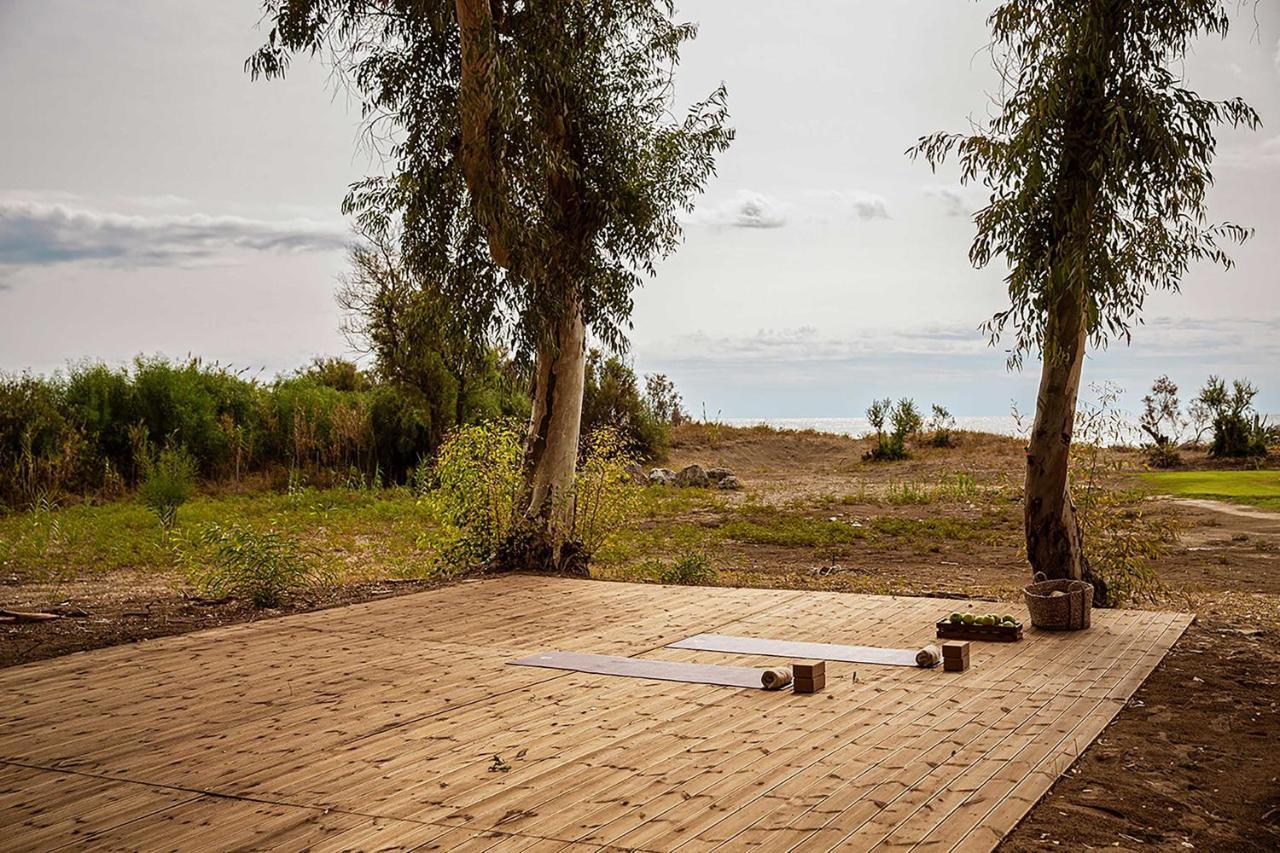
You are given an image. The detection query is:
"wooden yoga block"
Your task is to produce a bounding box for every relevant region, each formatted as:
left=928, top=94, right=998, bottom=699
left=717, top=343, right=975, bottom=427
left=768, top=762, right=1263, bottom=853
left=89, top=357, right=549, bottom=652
left=793, top=674, right=825, bottom=694
left=942, top=641, right=970, bottom=672
left=791, top=660, right=826, bottom=681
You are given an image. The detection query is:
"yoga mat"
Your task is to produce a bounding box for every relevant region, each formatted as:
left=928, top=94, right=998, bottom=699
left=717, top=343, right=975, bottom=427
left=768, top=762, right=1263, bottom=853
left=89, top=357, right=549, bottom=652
left=668, top=633, right=934, bottom=668
left=509, top=651, right=776, bottom=689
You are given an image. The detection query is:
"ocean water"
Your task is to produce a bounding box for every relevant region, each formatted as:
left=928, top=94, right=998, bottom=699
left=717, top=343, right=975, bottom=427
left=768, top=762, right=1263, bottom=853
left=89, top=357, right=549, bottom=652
left=720, top=414, right=1278, bottom=446
left=721, top=416, right=1031, bottom=439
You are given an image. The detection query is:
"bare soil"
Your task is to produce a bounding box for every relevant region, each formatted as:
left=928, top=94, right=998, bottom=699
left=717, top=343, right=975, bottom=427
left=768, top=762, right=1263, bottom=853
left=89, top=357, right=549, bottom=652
left=3, top=424, right=1279, bottom=850
left=0, top=573, right=449, bottom=669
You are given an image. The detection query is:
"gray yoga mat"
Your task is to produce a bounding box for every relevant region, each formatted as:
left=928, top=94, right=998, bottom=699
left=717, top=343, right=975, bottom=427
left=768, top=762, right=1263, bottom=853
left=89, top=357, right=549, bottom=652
left=668, top=633, right=923, bottom=667
left=509, top=651, right=774, bottom=689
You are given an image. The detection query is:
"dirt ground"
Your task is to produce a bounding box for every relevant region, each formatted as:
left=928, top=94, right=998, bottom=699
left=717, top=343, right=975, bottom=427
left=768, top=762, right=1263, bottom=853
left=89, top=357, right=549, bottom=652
left=0, top=574, right=449, bottom=668
left=2, top=424, right=1278, bottom=850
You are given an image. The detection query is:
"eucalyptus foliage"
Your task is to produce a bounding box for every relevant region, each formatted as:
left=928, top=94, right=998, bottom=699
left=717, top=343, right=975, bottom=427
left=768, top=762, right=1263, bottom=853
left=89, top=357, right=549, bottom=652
left=910, top=0, right=1259, bottom=366
left=248, top=0, right=732, bottom=353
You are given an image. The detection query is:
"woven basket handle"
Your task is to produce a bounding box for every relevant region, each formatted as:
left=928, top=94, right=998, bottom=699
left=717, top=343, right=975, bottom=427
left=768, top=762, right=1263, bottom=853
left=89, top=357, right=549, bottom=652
left=1033, top=572, right=1047, bottom=582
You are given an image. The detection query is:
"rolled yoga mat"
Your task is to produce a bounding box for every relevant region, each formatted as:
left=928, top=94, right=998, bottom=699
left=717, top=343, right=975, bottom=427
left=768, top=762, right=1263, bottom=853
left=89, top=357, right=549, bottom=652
left=669, top=634, right=939, bottom=668
left=915, top=644, right=942, bottom=668
left=760, top=666, right=793, bottom=690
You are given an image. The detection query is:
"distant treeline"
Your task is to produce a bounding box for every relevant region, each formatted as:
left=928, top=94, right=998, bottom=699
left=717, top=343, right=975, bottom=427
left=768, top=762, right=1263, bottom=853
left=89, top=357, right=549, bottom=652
left=0, top=351, right=683, bottom=508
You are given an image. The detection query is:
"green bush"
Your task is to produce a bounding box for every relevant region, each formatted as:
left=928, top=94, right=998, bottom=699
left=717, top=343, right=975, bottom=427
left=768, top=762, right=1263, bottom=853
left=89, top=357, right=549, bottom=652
left=138, top=446, right=197, bottom=530
left=571, top=427, right=639, bottom=558
left=368, top=384, right=436, bottom=482
left=1195, top=376, right=1268, bottom=459
left=926, top=404, right=957, bottom=448
left=864, top=398, right=921, bottom=461
left=0, top=373, right=77, bottom=505
left=180, top=522, right=325, bottom=607
left=424, top=421, right=524, bottom=570
left=582, top=350, right=672, bottom=460
left=658, top=551, right=717, bottom=586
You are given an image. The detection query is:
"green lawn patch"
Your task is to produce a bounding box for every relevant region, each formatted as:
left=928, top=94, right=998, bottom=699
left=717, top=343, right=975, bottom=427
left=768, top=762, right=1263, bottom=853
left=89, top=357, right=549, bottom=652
left=0, top=488, right=443, bottom=582
left=1140, top=470, right=1280, bottom=510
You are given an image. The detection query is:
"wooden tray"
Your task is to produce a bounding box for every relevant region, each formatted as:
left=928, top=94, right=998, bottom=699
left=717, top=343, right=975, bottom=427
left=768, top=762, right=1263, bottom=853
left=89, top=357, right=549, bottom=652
left=936, top=619, right=1023, bottom=642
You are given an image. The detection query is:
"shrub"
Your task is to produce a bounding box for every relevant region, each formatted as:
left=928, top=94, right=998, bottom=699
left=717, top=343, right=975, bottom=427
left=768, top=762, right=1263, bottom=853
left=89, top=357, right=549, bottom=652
left=300, top=356, right=371, bottom=392
left=658, top=551, right=717, bottom=586
left=1145, top=443, right=1182, bottom=469
left=864, top=398, right=920, bottom=461
left=643, top=373, right=686, bottom=425
left=1195, top=376, right=1268, bottom=459
left=926, top=404, right=957, bottom=448
left=571, top=427, right=640, bottom=558
left=424, top=421, right=523, bottom=570
left=368, top=384, right=435, bottom=482
left=138, top=446, right=197, bottom=530
left=180, top=522, right=324, bottom=607
left=1072, top=383, right=1174, bottom=606
left=582, top=350, right=672, bottom=460
left=0, top=374, right=78, bottom=505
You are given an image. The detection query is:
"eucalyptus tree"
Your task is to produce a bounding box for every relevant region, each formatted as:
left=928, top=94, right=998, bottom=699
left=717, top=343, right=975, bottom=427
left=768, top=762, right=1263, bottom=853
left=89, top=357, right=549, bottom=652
left=911, top=0, right=1258, bottom=600
left=248, top=1, right=731, bottom=568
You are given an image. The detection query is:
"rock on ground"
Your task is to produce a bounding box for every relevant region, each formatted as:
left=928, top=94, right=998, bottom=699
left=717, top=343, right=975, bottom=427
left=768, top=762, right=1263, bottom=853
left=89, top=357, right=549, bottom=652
left=648, top=468, right=676, bottom=486
left=674, top=464, right=710, bottom=488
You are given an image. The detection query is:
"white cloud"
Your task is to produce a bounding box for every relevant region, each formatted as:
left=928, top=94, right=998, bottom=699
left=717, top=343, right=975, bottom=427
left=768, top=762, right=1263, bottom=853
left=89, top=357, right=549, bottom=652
left=689, top=188, right=895, bottom=229
left=653, top=324, right=990, bottom=366
left=808, top=190, right=890, bottom=221
left=648, top=316, right=1280, bottom=370
left=923, top=185, right=987, bottom=217
left=689, top=190, right=789, bottom=229
left=0, top=199, right=350, bottom=268
left=848, top=193, right=890, bottom=221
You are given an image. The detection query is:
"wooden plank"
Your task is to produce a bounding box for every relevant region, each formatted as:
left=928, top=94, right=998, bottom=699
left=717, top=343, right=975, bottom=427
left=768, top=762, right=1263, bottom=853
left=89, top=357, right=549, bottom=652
left=0, top=764, right=199, bottom=853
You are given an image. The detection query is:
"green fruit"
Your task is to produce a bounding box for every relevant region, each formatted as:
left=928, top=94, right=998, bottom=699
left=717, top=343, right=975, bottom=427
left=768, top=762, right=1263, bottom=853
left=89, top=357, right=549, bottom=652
left=962, top=613, right=975, bottom=625
left=949, top=612, right=963, bottom=624
left=982, top=615, right=996, bottom=626
left=1002, top=615, right=1017, bottom=624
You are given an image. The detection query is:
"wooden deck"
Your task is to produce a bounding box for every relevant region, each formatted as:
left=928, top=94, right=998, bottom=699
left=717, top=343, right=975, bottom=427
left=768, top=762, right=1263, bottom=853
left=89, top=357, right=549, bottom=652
left=1, top=576, right=1191, bottom=852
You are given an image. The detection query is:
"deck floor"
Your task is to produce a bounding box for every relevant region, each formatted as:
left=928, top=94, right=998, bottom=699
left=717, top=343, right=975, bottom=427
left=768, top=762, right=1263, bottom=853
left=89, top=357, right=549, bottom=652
left=1, top=576, right=1190, bottom=852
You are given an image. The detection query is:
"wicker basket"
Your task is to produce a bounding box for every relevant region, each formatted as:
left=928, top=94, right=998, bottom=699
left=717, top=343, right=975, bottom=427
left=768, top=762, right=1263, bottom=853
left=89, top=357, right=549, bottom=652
left=1023, top=572, right=1092, bottom=631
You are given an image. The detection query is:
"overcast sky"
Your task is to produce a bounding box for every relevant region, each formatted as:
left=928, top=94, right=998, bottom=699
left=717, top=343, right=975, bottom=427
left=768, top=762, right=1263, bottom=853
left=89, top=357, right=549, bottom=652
left=2, top=0, right=1278, bottom=417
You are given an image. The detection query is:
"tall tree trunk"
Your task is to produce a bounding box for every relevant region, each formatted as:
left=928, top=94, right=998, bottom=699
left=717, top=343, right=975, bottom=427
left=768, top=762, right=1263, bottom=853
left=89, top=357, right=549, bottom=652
left=1023, top=296, right=1105, bottom=603
left=520, top=303, right=587, bottom=569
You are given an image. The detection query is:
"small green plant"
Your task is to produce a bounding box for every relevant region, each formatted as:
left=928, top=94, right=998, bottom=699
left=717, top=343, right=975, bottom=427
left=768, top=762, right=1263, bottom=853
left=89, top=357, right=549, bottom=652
left=180, top=522, right=325, bottom=608
left=885, top=481, right=933, bottom=505
left=138, top=446, right=196, bottom=530
left=926, top=404, right=957, bottom=448
left=658, top=551, right=717, bottom=585
left=864, top=398, right=920, bottom=461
